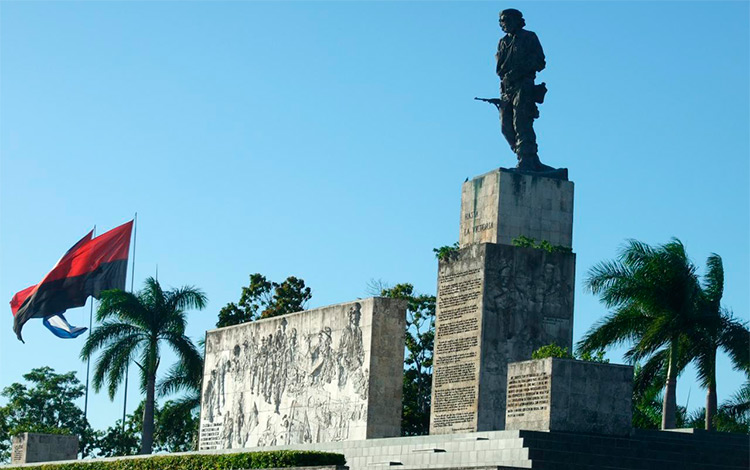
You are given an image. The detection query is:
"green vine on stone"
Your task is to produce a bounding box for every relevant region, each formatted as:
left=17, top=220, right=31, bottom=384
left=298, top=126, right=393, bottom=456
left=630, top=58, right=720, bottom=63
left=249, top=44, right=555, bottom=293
left=512, top=236, right=572, bottom=254
left=433, top=242, right=459, bottom=261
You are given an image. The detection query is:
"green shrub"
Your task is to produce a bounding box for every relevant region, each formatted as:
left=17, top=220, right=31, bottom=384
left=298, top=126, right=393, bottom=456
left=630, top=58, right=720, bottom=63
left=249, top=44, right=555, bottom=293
left=532, top=343, right=609, bottom=363
left=4, top=450, right=345, bottom=470
left=433, top=242, right=459, bottom=261
left=532, top=343, right=574, bottom=360
left=512, top=236, right=572, bottom=254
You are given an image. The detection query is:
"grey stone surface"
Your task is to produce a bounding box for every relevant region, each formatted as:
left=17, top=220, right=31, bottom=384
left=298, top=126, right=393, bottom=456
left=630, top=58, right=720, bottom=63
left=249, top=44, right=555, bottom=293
left=505, top=358, right=634, bottom=436
left=459, top=169, right=574, bottom=249
left=429, top=243, right=574, bottom=435
left=199, top=297, right=406, bottom=450
left=8, top=430, right=746, bottom=470
left=11, top=433, right=78, bottom=464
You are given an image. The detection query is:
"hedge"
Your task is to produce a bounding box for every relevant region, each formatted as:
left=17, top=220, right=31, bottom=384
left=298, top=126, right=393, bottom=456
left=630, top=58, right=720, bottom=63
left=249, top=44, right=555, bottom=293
left=5, top=450, right=346, bottom=470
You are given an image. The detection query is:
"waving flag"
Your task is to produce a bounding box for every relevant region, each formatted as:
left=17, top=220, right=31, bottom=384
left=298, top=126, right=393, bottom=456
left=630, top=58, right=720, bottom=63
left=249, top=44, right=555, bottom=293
left=11, top=220, right=133, bottom=342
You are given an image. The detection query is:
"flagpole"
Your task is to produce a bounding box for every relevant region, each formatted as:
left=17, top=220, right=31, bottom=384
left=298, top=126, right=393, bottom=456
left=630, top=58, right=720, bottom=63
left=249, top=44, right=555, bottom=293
left=83, top=224, right=95, bottom=458
left=122, top=213, right=137, bottom=430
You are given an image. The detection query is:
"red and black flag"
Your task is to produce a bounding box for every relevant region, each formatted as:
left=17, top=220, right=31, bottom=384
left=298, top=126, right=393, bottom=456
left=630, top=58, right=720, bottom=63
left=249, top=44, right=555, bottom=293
left=11, top=220, right=133, bottom=342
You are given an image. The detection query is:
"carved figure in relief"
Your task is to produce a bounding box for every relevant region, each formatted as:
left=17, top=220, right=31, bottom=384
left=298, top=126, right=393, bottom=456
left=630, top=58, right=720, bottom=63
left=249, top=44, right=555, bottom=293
left=309, top=327, right=335, bottom=386
left=337, top=303, right=365, bottom=389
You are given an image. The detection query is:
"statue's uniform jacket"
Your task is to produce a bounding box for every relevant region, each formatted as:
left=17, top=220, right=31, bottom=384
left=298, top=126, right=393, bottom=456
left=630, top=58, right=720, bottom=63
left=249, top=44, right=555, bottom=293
left=496, top=29, right=546, bottom=160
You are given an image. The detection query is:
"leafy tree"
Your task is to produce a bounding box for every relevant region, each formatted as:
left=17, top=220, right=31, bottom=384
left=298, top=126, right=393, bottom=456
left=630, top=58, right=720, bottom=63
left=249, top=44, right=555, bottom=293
left=156, top=353, right=203, bottom=451
left=631, top=365, right=688, bottom=430
left=94, top=414, right=140, bottom=457
left=376, top=282, right=435, bottom=436
left=217, top=273, right=312, bottom=327
left=577, top=239, right=703, bottom=429
left=0, top=367, right=94, bottom=462
left=154, top=400, right=200, bottom=452
left=685, top=254, right=749, bottom=430
left=80, top=277, right=206, bottom=454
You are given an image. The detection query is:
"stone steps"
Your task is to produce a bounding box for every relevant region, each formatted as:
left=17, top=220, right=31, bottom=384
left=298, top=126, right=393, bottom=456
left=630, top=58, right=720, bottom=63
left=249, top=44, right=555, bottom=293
left=518, top=430, right=748, bottom=468
left=198, top=428, right=748, bottom=470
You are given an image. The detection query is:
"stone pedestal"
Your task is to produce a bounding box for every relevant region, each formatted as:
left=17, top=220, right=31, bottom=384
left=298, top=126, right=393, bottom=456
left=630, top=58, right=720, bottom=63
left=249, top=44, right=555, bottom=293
left=460, top=169, right=574, bottom=249
left=505, top=358, right=633, bottom=436
left=11, top=433, right=78, bottom=464
left=431, top=168, right=576, bottom=435
left=429, top=243, right=574, bottom=435
left=199, top=297, right=406, bottom=450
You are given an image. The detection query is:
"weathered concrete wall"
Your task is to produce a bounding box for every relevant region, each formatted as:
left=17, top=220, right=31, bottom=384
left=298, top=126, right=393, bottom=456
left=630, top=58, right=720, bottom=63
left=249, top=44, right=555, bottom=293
left=459, top=169, right=574, bottom=249
left=199, top=297, right=406, bottom=450
left=11, top=433, right=78, bottom=464
left=430, top=243, right=574, bottom=434
left=506, top=358, right=633, bottom=436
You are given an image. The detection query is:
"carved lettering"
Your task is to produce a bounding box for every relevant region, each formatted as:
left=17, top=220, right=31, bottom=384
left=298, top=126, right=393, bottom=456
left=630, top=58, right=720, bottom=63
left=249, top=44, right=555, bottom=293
left=432, top=264, right=484, bottom=432
left=506, top=373, right=551, bottom=418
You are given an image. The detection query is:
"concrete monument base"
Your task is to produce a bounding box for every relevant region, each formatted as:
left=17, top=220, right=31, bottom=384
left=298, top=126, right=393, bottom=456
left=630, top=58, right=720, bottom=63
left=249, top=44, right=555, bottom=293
left=505, top=357, right=634, bottom=436
left=429, top=243, right=575, bottom=435
left=459, top=168, right=574, bottom=249
left=11, top=433, right=78, bottom=464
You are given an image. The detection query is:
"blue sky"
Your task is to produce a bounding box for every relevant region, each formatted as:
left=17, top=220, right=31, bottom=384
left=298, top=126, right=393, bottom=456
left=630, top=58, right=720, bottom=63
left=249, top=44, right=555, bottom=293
left=1, top=1, right=748, bottom=433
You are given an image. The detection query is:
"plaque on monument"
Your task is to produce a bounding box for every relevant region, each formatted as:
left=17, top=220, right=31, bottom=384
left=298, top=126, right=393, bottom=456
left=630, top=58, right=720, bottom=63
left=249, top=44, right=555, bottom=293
left=198, top=297, right=406, bottom=450
left=429, top=242, right=574, bottom=434
left=506, top=358, right=634, bottom=436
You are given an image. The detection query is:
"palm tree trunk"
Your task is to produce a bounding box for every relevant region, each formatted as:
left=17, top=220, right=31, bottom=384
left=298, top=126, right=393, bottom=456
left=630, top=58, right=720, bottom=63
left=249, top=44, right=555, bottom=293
left=661, top=342, right=679, bottom=429
left=141, top=372, right=156, bottom=454
left=705, top=348, right=717, bottom=431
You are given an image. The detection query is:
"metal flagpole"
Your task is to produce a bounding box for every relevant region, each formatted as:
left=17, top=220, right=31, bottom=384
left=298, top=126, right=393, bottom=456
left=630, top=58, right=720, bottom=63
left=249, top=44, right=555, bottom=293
left=122, top=213, right=137, bottom=430
left=83, top=224, right=95, bottom=458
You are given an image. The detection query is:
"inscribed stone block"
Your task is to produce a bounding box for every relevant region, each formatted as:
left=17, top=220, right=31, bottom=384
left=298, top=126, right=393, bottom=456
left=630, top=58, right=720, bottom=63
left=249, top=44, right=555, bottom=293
left=459, top=169, right=574, bottom=249
left=429, top=243, right=574, bottom=434
left=11, top=433, right=78, bottom=464
left=505, top=358, right=634, bottom=436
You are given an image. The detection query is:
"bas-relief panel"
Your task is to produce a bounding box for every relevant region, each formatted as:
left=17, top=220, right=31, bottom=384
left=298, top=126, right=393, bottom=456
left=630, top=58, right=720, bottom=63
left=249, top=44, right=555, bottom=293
left=200, top=302, right=371, bottom=450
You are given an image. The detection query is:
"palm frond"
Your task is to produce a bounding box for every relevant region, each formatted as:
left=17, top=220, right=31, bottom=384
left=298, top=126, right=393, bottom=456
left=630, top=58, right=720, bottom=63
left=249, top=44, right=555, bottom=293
left=718, top=312, right=750, bottom=373
left=91, top=333, right=142, bottom=399
left=576, top=304, right=650, bottom=355
left=702, top=254, right=724, bottom=307
left=96, top=290, right=150, bottom=329
left=166, top=286, right=207, bottom=313
left=81, top=321, right=145, bottom=360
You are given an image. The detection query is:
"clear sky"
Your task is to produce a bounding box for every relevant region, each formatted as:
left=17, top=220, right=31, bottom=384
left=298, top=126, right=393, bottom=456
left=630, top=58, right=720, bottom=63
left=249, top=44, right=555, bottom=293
left=1, top=1, right=748, bottom=434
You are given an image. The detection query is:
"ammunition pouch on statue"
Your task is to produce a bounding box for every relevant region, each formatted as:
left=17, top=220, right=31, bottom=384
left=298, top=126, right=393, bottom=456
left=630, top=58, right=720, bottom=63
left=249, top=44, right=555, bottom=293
left=534, top=82, right=548, bottom=104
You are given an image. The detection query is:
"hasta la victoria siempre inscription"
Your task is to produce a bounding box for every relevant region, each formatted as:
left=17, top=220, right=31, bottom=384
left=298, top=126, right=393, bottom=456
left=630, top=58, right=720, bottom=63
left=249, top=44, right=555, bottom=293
left=430, top=265, right=484, bottom=434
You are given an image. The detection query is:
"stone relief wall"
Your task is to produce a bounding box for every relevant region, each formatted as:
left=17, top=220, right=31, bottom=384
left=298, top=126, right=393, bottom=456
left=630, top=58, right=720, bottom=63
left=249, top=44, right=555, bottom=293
left=199, top=298, right=404, bottom=450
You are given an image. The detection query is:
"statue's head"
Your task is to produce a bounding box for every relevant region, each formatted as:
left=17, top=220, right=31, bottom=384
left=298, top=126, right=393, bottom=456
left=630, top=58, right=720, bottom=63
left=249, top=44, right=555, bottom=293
left=500, top=9, right=525, bottom=34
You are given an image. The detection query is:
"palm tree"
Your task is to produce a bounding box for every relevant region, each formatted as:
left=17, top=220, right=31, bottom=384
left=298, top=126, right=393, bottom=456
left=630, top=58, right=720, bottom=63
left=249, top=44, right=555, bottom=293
left=687, top=254, right=749, bottom=430
left=80, top=277, right=206, bottom=454
left=577, top=239, right=702, bottom=429
left=156, top=341, right=204, bottom=449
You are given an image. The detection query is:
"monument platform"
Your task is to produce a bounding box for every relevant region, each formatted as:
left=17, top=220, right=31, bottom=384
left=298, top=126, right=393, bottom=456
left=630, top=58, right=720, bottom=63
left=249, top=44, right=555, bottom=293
left=195, top=428, right=748, bottom=470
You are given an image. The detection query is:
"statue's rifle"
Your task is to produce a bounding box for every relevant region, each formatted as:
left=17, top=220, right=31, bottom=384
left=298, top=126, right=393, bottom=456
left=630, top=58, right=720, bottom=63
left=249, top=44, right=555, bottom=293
left=474, top=97, right=507, bottom=111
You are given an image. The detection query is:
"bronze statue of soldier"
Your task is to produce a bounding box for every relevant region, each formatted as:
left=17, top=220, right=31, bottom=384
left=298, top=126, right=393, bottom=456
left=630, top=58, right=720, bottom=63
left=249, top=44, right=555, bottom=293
left=477, top=9, right=566, bottom=179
